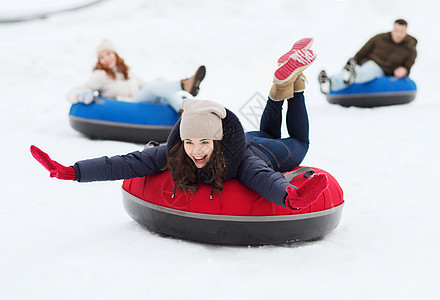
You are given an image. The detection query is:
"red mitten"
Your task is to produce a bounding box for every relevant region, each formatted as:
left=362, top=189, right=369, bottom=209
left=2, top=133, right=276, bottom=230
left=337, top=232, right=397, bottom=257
left=30, top=145, right=76, bottom=180
left=285, top=173, right=329, bottom=210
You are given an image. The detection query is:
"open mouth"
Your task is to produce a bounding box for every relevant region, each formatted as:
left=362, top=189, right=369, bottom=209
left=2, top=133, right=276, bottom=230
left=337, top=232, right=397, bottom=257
left=193, top=155, right=207, bottom=165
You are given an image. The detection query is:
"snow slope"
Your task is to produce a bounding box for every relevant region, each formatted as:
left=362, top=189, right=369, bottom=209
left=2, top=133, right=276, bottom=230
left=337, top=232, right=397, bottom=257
left=1, top=0, right=439, bottom=299
left=0, top=1, right=103, bottom=23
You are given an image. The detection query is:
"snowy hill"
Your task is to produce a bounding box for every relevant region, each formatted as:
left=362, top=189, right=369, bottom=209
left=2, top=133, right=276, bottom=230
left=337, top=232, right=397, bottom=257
left=1, top=0, right=439, bottom=299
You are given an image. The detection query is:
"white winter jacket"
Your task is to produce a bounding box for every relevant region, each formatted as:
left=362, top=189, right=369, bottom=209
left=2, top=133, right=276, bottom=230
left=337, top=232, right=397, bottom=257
left=66, top=69, right=147, bottom=103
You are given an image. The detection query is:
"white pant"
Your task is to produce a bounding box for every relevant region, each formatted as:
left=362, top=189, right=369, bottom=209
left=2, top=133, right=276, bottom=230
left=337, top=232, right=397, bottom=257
left=330, top=60, right=385, bottom=91
left=133, top=79, right=192, bottom=112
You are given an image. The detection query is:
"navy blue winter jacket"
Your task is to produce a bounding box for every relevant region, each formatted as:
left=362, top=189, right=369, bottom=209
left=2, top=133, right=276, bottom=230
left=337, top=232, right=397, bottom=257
left=73, top=109, right=292, bottom=207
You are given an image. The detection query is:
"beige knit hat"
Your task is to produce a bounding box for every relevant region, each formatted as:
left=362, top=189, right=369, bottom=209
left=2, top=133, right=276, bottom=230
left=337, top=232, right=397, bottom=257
left=96, top=39, right=116, bottom=56
left=180, top=99, right=227, bottom=140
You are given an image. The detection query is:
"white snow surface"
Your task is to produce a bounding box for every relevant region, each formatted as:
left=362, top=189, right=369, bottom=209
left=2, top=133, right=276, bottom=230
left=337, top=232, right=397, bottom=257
left=1, top=0, right=439, bottom=299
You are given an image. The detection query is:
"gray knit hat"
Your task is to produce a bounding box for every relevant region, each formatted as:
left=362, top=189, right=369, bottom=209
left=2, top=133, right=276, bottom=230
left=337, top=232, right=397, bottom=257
left=180, top=99, right=227, bottom=140
left=96, top=39, right=116, bottom=56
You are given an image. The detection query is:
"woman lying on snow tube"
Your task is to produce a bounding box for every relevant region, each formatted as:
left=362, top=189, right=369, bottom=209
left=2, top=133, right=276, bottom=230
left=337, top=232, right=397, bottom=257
left=31, top=38, right=343, bottom=244
left=67, top=39, right=206, bottom=111
left=66, top=39, right=205, bottom=143
left=325, top=76, right=417, bottom=108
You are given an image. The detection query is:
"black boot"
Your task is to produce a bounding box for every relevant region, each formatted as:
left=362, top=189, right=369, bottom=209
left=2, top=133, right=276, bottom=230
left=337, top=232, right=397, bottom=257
left=343, top=57, right=356, bottom=85
left=318, top=70, right=330, bottom=94
left=181, top=65, right=206, bottom=97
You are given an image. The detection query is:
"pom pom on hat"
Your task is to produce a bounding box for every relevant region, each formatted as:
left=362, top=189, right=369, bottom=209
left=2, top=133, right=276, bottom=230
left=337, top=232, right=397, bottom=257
left=96, top=39, right=116, bottom=56
left=180, top=99, right=227, bottom=140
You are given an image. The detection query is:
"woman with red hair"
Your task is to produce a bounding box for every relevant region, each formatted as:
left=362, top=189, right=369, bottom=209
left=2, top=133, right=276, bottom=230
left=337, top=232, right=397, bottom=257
left=67, top=39, right=206, bottom=113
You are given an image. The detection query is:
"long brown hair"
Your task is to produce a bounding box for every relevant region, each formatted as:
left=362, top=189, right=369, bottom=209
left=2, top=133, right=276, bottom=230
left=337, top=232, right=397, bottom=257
left=166, top=140, right=227, bottom=193
left=93, top=52, right=130, bottom=80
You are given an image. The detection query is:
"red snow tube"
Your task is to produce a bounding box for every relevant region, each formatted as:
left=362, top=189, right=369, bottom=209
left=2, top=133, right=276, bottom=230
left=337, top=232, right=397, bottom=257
left=122, top=166, right=344, bottom=245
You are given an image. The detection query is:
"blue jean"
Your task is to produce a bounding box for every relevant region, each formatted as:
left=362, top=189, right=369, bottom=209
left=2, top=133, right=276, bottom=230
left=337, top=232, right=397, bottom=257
left=133, top=79, right=190, bottom=112
left=246, top=92, right=309, bottom=172
left=330, top=60, right=385, bottom=91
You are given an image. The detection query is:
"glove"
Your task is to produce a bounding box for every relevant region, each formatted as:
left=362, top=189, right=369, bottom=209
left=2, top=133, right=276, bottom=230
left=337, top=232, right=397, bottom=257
left=78, top=89, right=98, bottom=104
left=30, top=145, right=76, bottom=180
left=285, top=173, right=329, bottom=210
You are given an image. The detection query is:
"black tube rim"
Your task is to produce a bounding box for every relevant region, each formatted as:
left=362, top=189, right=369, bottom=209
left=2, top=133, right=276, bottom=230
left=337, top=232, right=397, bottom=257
left=327, top=90, right=416, bottom=99
left=122, top=189, right=344, bottom=222
left=69, top=115, right=174, bottom=129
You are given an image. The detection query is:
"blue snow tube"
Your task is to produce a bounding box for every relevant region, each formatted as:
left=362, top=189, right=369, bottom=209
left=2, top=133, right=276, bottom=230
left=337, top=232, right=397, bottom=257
left=326, top=76, right=417, bottom=108
left=69, top=98, right=179, bottom=143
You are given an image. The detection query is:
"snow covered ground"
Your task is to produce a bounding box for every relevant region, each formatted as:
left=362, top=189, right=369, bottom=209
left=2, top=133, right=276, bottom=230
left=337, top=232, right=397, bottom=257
left=0, top=0, right=103, bottom=22
left=1, top=0, right=439, bottom=299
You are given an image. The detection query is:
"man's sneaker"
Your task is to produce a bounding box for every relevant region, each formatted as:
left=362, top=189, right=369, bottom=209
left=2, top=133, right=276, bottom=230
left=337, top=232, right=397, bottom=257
left=274, top=49, right=317, bottom=85
left=342, top=57, right=356, bottom=85
left=318, top=70, right=330, bottom=94
left=278, top=37, right=314, bottom=65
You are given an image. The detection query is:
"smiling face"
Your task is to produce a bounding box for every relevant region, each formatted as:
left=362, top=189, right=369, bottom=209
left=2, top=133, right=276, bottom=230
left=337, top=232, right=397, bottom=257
left=98, top=50, right=117, bottom=69
left=183, top=138, right=214, bottom=168
left=391, top=23, right=407, bottom=44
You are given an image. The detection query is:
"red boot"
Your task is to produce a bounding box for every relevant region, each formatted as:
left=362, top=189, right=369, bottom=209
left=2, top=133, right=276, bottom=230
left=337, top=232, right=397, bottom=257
left=274, top=49, right=317, bottom=85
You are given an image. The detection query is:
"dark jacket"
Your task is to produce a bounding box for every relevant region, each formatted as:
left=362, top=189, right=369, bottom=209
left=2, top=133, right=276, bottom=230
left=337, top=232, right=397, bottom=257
left=354, top=32, right=417, bottom=75
left=73, top=109, right=292, bottom=207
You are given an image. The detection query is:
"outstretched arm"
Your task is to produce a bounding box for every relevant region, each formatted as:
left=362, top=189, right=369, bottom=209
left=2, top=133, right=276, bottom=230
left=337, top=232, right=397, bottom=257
left=238, top=152, right=291, bottom=208
left=31, top=145, right=168, bottom=182
left=237, top=147, right=328, bottom=210
left=31, top=145, right=77, bottom=180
